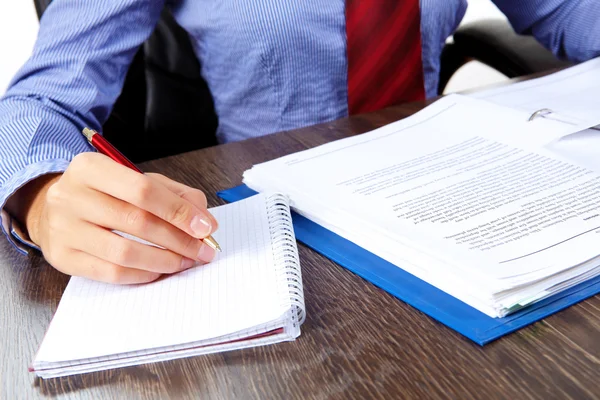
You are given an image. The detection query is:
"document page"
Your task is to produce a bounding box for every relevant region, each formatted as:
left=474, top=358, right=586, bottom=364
left=471, top=57, right=600, bottom=129
left=245, top=95, right=600, bottom=282
left=545, top=129, right=600, bottom=173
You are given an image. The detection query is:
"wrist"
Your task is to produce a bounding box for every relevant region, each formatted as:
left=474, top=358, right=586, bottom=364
left=5, top=174, right=62, bottom=245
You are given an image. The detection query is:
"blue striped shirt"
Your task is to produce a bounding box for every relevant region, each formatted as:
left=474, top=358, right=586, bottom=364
left=2, top=0, right=600, bottom=252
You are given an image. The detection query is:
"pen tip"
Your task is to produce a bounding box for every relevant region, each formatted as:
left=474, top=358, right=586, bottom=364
left=203, top=236, right=222, bottom=253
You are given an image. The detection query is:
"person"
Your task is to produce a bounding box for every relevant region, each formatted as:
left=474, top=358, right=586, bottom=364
left=1, top=0, right=599, bottom=284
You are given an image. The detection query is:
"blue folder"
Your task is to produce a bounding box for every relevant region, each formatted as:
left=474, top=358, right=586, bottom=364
left=218, top=184, right=600, bottom=345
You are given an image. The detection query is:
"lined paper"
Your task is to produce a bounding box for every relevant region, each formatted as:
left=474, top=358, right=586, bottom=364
left=35, top=194, right=287, bottom=364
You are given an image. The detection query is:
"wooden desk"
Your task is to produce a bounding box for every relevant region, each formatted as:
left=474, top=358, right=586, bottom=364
left=2, top=101, right=599, bottom=399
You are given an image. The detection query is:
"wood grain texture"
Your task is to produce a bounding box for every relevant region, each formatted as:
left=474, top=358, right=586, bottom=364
left=1, top=99, right=599, bottom=399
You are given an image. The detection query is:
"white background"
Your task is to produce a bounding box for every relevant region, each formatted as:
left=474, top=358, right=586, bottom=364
left=0, top=0, right=507, bottom=95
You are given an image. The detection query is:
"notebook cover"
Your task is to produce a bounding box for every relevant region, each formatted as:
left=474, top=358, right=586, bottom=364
left=217, top=185, right=600, bottom=345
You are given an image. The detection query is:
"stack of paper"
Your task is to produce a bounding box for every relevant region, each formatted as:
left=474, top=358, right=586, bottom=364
left=243, top=92, right=600, bottom=318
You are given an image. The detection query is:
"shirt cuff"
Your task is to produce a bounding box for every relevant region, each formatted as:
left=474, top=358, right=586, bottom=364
left=0, top=209, right=39, bottom=254
left=0, top=159, right=70, bottom=255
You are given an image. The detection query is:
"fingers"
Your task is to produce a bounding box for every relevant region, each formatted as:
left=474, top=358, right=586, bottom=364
left=66, top=153, right=216, bottom=239
left=67, top=187, right=216, bottom=264
left=147, top=173, right=218, bottom=231
left=66, top=220, right=199, bottom=274
left=39, top=152, right=220, bottom=285
left=147, top=173, right=208, bottom=208
left=52, top=249, right=162, bottom=285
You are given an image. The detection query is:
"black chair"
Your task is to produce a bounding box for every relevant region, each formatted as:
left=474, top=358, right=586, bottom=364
left=33, top=2, right=570, bottom=162
left=34, top=2, right=218, bottom=163
left=438, top=19, right=573, bottom=94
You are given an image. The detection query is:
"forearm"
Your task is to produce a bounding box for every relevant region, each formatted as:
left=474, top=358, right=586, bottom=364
left=494, top=0, right=600, bottom=62
left=0, top=97, right=86, bottom=252
left=0, top=95, right=90, bottom=213
left=0, top=0, right=166, bottom=251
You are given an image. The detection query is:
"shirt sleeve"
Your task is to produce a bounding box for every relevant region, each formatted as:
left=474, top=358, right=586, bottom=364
left=492, top=0, right=600, bottom=62
left=0, top=0, right=165, bottom=252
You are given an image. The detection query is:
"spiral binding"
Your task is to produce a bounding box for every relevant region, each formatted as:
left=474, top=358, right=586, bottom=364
left=265, top=193, right=306, bottom=326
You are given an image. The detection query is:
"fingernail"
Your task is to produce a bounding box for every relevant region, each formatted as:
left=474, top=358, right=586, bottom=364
left=197, top=242, right=216, bottom=262
left=181, top=257, right=195, bottom=271
left=190, top=215, right=212, bottom=237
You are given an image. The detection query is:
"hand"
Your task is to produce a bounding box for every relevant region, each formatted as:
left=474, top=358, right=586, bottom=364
left=9, top=152, right=218, bottom=284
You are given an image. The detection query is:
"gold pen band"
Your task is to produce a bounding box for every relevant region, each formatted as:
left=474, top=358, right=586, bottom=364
left=203, top=235, right=222, bottom=252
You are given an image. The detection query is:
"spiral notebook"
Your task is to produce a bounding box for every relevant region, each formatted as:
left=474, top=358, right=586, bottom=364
left=31, top=193, right=305, bottom=379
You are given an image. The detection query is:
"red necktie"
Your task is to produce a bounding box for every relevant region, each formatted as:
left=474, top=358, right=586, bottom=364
left=346, top=0, right=425, bottom=115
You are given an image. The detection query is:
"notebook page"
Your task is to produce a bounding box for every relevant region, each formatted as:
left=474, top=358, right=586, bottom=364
left=35, top=194, right=287, bottom=363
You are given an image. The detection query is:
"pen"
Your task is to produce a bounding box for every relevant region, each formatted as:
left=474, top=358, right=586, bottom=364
left=81, top=127, right=221, bottom=252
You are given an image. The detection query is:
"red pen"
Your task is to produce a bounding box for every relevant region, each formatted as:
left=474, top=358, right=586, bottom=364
left=82, top=128, right=141, bottom=172
left=81, top=127, right=221, bottom=252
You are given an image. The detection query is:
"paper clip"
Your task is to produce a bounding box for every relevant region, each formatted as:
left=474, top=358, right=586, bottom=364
left=528, top=108, right=554, bottom=121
